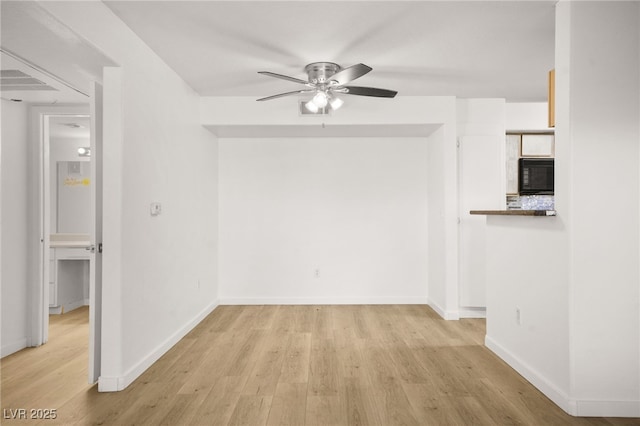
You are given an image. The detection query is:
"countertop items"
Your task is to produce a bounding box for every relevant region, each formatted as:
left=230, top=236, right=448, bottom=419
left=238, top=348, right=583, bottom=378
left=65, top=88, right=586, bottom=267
left=470, top=210, right=556, bottom=216
left=50, top=233, right=91, bottom=248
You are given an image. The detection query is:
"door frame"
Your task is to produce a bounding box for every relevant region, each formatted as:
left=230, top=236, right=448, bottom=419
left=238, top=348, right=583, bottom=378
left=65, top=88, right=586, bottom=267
left=88, top=81, right=103, bottom=384
left=29, top=67, right=120, bottom=386
left=29, top=104, right=107, bottom=384
left=29, top=105, right=91, bottom=346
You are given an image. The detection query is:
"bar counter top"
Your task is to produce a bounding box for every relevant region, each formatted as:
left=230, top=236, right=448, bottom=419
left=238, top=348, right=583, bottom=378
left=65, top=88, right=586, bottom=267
left=470, top=210, right=557, bottom=217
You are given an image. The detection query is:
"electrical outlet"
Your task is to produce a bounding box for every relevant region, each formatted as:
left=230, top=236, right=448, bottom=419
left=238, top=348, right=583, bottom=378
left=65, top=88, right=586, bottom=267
left=150, top=202, right=162, bottom=216
left=516, top=307, right=522, bottom=325
left=314, top=269, right=320, bottom=278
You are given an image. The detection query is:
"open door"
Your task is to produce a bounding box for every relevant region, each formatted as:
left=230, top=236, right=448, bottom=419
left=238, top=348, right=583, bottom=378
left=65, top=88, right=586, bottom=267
left=88, top=81, right=103, bottom=384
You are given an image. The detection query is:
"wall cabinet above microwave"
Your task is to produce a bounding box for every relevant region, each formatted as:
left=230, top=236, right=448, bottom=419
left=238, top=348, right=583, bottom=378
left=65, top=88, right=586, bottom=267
left=521, top=134, right=555, bottom=157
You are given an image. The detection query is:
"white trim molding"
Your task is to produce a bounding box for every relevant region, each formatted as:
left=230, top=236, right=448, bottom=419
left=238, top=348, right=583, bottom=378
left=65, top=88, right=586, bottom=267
left=485, top=335, right=640, bottom=418
left=485, top=335, right=573, bottom=414
left=427, top=298, right=460, bottom=320
left=98, top=300, right=218, bottom=392
left=219, top=297, right=429, bottom=305
left=49, top=299, right=88, bottom=315
left=572, top=399, right=640, bottom=418
left=1, top=338, right=28, bottom=358
left=458, top=306, right=486, bottom=319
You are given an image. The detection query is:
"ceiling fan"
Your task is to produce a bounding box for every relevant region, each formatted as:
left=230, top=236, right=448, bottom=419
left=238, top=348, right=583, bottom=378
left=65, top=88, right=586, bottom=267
left=257, top=62, right=397, bottom=113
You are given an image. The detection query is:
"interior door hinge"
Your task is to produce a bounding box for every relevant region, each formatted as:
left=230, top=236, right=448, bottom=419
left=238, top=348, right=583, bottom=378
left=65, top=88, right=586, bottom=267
left=98, top=243, right=103, bottom=253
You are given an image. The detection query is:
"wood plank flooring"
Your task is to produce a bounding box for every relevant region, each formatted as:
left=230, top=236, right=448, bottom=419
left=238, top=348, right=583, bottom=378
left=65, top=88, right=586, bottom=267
left=1, top=305, right=637, bottom=425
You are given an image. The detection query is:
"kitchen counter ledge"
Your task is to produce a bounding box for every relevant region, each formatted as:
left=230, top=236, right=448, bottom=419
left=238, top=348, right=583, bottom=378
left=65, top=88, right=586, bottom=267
left=470, top=210, right=556, bottom=217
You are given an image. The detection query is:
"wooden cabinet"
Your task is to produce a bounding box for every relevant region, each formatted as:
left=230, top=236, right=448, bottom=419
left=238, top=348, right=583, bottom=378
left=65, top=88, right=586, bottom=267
left=521, top=134, right=555, bottom=157
left=49, top=247, right=90, bottom=314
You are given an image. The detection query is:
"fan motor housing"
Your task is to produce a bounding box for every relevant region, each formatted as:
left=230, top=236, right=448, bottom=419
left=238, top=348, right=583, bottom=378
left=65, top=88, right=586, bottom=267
left=304, top=62, right=341, bottom=84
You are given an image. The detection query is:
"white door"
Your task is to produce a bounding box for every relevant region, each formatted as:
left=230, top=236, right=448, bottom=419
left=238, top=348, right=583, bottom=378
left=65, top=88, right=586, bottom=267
left=88, top=81, right=103, bottom=384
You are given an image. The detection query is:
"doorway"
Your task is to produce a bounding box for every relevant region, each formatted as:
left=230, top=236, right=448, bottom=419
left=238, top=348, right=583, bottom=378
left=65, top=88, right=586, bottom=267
left=47, top=115, right=92, bottom=318
left=30, top=102, right=103, bottom=385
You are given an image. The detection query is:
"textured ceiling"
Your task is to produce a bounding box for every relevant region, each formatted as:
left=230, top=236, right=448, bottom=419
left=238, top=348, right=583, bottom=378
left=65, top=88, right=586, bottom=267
left=104, top=0, right=556, bottom=102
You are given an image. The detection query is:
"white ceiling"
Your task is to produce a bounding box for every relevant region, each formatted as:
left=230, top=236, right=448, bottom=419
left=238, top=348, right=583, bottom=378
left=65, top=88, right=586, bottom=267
left=104, top=0, right=556, bottom=102
left=0, top=1, right=115, bottom=104
left=50, top=115, right=91, bottom=140
left=0, top=1, right=556, bottom=106
left=0, top=51, right=88, bottom=104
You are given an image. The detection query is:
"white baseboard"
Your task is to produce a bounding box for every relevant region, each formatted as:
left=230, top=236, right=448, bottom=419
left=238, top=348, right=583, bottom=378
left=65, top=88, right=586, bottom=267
left=63, top=299, right=86, bottom=313
left=1, top=337, right=28, bottom=358
left=97, top=376, right=123, bottom=393
left=485, top=336, right=640, bottom=417
left=49, top=299, right=88, bottom=315
left=427, top=298, right=459, bottom=320
left=98, top=300, right=219, bottom=392
left=485, top=334, right=573, bottom=415
left=458, top=306, right=486, bottom=318
left=485, top=335, right=640, bottom=417
left=573, top=399, right=640, bottom=418
left=219, top=297, right=429, bottom=305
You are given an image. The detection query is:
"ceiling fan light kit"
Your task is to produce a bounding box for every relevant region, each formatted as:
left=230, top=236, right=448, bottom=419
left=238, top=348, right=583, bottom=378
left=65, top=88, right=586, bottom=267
left=257, top=62, right=397, bottom=114
left=311, top=91, right=328, bottom=107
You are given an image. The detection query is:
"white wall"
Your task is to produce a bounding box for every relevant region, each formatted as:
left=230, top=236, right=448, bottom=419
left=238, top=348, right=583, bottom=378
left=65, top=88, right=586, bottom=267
left=485, top=1, right=640, bottom=417
left=565, top=1, right=639, bottom=414
left=506, top=102, right=552, bottom=131
left=425, top=126, right=449, bottom=315
left=204, top=95, right=461, bottom=318
left=1, top=100, right=30, bottom=357
left=456, top=99, right=505, bottom=313
left=423, top=100, right=459, bottom=320
left=50, top=136, right=91, bottom=234
left=219, top=136, right=429, bottom=303
left=40, top=1, right=219, bottom=391
left=484, top=215, right=571, bottom=411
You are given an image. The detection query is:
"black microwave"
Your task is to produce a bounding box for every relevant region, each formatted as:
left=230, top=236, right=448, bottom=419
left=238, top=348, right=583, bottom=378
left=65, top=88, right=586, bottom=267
left=519, top=158, right=554, bottom=195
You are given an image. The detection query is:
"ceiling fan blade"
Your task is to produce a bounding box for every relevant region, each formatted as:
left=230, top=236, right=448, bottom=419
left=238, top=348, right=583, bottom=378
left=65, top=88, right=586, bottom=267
left=258, top=71, right=309, bottom=85
left=257, top=89, right=314, bottom=101
left=329, top=63, right=372, bottom=85
left=342, top=86, right=398, bottom=98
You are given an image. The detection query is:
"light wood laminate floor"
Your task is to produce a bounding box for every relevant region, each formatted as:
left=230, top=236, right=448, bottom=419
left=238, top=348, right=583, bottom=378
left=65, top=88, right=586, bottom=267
left=1, top=305, right=637, bottom=425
